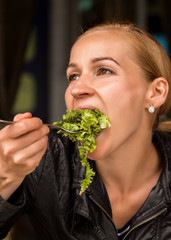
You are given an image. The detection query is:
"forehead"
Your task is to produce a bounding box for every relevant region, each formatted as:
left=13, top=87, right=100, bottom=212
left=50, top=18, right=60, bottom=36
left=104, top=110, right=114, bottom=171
left=70, top=30, right=133, bottom=61
left=68, top=30, right=146, bottom=79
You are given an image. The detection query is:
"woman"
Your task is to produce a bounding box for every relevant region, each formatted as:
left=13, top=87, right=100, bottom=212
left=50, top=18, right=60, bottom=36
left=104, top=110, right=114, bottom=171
left=0, top=21, right=171, bottom=240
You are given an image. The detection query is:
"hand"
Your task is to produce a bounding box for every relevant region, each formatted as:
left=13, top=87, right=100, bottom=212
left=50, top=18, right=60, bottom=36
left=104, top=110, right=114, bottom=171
left=0, top=112, right=50, bottom=199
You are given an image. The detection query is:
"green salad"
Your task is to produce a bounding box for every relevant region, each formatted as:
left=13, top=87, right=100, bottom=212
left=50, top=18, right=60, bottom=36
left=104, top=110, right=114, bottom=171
left=53, top=109, right=111, bottom=195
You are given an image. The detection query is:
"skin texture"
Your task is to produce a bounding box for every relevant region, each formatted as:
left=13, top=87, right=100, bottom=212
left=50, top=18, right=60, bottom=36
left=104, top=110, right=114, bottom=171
left=65, top=30, right=168, bottom=227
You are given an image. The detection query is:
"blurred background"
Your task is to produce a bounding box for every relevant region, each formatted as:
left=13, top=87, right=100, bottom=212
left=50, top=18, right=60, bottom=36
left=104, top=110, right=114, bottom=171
left=1, top=0, right=170, bottom=239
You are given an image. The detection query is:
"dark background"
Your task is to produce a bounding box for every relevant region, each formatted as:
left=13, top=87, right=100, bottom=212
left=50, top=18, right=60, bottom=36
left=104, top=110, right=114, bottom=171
left=0, top=0, right=170, bottom=239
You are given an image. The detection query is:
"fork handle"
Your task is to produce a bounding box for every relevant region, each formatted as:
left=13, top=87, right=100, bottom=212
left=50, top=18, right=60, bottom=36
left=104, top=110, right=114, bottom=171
left=0, top=119, right=78, bottom=134
left=0, top=119, right=57, bottom=127
left=0, top=119, right=14, bottom=124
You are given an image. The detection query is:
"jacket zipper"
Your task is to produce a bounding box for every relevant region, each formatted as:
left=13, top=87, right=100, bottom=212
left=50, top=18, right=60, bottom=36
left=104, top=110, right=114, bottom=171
left=89, top=195, right=167, bottom=240
left=89, top=195, right=116, bottom=228
left=123, top=207, right=167, bottom=240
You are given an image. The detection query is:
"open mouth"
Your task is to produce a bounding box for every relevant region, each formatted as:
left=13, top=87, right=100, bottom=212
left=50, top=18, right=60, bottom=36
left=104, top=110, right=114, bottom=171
left=74, top=105, right=99, bottom=111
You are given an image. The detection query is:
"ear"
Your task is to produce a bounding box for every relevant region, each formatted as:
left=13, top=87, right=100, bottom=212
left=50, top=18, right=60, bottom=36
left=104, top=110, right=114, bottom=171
left=145, top=77, right=169, bottom=109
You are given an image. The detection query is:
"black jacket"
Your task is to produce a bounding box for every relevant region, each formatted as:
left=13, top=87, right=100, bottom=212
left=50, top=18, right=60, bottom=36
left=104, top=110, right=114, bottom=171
left=0, top=130, right=171, bottom=240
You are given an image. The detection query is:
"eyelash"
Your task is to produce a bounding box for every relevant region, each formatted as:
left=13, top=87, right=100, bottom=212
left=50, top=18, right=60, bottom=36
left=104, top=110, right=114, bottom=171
left=97, top=67, right=114, bottom=76
left=67, top=67, right=114, bottom=83
left=68, top=74, right=79, bottom=82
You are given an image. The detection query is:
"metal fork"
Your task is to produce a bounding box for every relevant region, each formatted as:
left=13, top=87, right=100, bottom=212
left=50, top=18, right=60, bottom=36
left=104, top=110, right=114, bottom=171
left=0, top=119, right=79, bottom=134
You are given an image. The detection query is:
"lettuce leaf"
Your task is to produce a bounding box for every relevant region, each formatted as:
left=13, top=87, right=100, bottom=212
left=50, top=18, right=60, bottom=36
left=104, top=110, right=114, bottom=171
left=53, top=109, right=111, bottom=195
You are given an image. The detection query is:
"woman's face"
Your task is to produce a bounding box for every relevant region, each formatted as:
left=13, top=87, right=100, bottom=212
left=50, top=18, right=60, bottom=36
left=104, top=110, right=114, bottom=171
left=65, top=30, right=150, bottom=160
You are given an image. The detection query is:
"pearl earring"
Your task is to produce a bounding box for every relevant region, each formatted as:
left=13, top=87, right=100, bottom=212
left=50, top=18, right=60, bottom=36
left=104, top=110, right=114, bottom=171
left=148, top=104, right=155, bottom=113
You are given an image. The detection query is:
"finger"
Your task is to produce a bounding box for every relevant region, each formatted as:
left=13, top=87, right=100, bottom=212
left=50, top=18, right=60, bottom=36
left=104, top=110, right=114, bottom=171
left=15, top=125, right=50, bottom=149
left=9, top=135, right=48, bottom=173
left=3, top=117, right=44, bottom=139
left=14, top=112, right=32, bottom=122
left=1, top=125, right=49, bottom=155
left=7, top=144, right=48, bottom=178
left=25, top=147, right=48, bottom=174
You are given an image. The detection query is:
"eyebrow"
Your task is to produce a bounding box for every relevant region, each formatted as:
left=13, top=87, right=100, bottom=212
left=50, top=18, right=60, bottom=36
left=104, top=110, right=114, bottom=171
left=92, top=57, right=120, bottom=66
left=67, top=56, right=120, bottom=70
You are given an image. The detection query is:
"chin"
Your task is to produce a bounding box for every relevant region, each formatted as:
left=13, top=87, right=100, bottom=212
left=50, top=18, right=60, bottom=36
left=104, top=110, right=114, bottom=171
left=88, top=130, right=107, bottom=160
left=87, top=151, right=99, bottom=161
left=88, top=126, right=112, bottom=160
left=87, top=142, right=106, bottom=161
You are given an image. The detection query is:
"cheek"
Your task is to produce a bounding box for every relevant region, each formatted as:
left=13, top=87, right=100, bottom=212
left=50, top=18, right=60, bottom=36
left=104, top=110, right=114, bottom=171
left=99, top=82, right=128, bottom=117
left=64, top=88, right=72, bottom=110
left=106, top=81, right=146, bottom=130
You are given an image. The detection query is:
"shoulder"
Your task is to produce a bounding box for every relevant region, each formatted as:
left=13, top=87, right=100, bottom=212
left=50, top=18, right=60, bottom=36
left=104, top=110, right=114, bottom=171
left=47, top=128, right=79, bottom=157
left=154, top=131, right=171, bottom=198
left=24, top=129, right=80, bottom=201
left=26, top=129, right=79, bottom=184
left=46, top=129, right=81, bottom=172
left=153, top=131, right=171, bottom=169
left=153, top=131, right=171, bottom=149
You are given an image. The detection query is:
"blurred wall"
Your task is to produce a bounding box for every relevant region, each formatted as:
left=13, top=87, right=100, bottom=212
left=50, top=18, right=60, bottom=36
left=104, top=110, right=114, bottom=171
left=48, top=0, right=79, bottom=121
left=0, top=0, right=37, bottom=120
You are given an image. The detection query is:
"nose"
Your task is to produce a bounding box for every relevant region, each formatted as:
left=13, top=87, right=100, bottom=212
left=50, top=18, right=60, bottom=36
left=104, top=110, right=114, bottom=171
left=70, top=75, right=95, bottom=99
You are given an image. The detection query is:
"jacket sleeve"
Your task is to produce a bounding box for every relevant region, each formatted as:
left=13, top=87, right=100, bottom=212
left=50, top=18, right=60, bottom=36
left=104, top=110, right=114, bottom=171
left=0, top=130, right=62, bottom=238
left=0, top=150, right=47, bottom=239
left=0, top=184, right=25, bottom=238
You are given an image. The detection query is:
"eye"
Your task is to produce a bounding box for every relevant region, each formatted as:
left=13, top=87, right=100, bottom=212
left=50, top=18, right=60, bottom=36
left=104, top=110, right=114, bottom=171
left=68, top=74, right=79, bottom=82
left=97, top=67, right=114, bottom=76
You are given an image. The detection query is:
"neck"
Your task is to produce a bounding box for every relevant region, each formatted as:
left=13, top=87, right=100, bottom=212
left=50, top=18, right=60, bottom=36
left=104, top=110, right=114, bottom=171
left=95, top=131, right=161, bottom=195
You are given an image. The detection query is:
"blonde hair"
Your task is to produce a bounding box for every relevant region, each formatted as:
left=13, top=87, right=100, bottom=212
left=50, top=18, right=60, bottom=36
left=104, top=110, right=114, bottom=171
left=77, top=21, right=171, bottom=132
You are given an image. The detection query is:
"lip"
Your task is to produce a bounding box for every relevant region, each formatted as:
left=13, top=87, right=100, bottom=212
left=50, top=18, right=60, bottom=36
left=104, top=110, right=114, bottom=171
left=74, top=105, right=99, bottom=111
